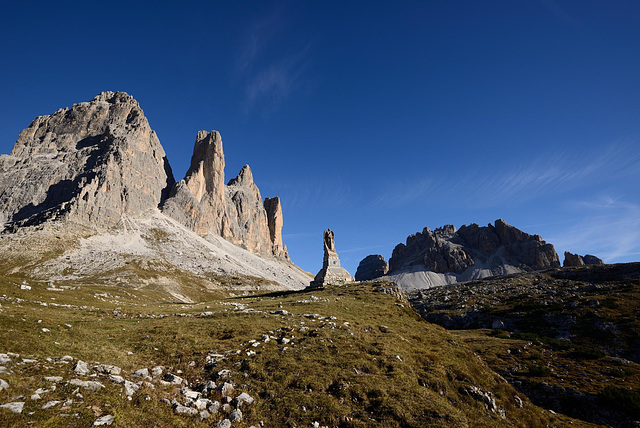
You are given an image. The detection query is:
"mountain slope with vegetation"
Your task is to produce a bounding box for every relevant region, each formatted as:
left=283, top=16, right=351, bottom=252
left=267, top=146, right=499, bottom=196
left=0, top=274, right=584, bottom=427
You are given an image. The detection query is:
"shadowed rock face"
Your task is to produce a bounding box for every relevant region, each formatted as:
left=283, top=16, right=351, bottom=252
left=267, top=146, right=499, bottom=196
left=0, top=91, right=175, bottom=229
left=388, top=219, right=560, bottom=275
left=355, top=255, right=388, bottom=281
left=161, top=133, right=288, bottom=259
left=564, top=252, right=604, bottom=267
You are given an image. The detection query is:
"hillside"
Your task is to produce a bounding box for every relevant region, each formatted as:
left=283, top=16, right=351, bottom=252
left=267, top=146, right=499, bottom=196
left=410, top=263, right=640, bottom=427
left=0, top=275, right=584, bottom=427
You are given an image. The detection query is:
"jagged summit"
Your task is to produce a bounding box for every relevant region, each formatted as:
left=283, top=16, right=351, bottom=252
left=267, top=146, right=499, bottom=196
left=162, top=132, right=288, bottom=259
left=0, top=92, right=301, bottom=289
left=359, top=219, right=560, bottom=291
left=0, top=91, right=174, bottom=229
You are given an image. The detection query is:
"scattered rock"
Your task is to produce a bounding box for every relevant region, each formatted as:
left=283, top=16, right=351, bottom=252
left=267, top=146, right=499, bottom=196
left=0, top=401, right=25, bottom=414
left=0, top=378, right=9, bottom=391
left=230, top=408, right=243, bottom=422
left=93, top=414, right=115, bottom=426
left=216, top=382, right=234, bottom=397
left=68, top=379, right=105, bottom=392
left=162, top=373, right=185, bottom=385
left=208, top=400, right=221, bottom=414
left=132, top=368, right=149, bottom=378
left=235, top=392, right=254, bottom=407
left=94, top=364, right=121, bottom=375
left=216, top=419, right=232, bottom=428
left=73, top=360, right=90, bottom=375
left=42, top=400, right=61, bottom=409
left=174, top=404, right=199, bottom=416
left=44, top=376, right=63, bottom=382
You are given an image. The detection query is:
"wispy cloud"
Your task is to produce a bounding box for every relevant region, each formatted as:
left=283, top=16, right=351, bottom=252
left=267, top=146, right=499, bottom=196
left=369, top=178, right=437, bottom=208
left=235, top=8, right=312, bottom=113
left=547, top=197, right=640, bottom=263
left=244, top=52, right=309, bottom=112
left=270, top=177, right=352, bottom=213
left=368, top=141, right=640, bottom=209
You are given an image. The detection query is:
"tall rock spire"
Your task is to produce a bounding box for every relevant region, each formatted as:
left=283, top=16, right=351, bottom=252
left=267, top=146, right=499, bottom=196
left=162, top=132, right=289, bottom=259
left=309, top=229, right=353, bottom=287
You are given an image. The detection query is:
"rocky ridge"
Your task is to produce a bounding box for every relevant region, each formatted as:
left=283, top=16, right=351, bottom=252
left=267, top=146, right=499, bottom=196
left=563, top=252, right=604, bottom=267
left=1, top=92, right=287, bottom=260
left=0, top=92, right=174, bottom=229
left=0, top=92, right=300, bottom=289
left=360, top=220, right=560, bottom=291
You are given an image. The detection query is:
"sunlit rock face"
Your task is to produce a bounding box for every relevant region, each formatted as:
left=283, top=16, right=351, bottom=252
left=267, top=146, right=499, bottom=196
left=0, top=91, right=175, bottom=230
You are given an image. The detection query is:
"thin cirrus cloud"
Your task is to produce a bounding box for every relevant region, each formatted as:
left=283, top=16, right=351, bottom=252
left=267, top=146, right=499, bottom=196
left=368, top=142, right=640, bottom=209
left=235, top=10, right=311, bottom=113
left=547, top=197, right=640, bottom=262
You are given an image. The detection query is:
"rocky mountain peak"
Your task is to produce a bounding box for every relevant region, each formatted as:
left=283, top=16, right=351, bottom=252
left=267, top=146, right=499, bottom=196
left=162, top=133, right=288, bottom=259
left=183, top=130, right=224, bottom=202
left=379, top=219, right=560, bottom=290
left=1, top=91, right=174, bottom=229
left=228, top=165, right=254, bottom=187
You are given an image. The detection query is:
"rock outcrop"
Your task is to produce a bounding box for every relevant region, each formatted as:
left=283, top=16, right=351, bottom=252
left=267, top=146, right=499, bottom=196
left=0, top=92, right=290, bottom=262
left=563, top=252, right=604, bottom=267
left=162, top=131, right=288, bottom=259
left=309, top=229, right=353, bottom=287
left=355, top=254, right=388, bottom=281
left=389, top=220, right=560, bottom=275
left=383, top=220, right=560, bottom=290
left=0, top=91, right=175, bottom=229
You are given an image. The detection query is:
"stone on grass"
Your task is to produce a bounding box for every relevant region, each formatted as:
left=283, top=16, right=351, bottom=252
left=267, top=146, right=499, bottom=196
left=216, top=419, right=232, bottom=428
left=151, top=366, right=164, bottom=377
left=208, top=400, right=221, bottom=414
left=0, top=378, right=9, bottom=390
left=0, top=402, right=25, bottom=413
left=0, top=354, right=11, bottom=365
left=93, top=414, right=115, bottom=426
left=132, top=368, right=149, bottom=378
left=69, top=379, right=104, bottom=391
left=181, top=388, right=201, bottom=400
left=199, top=409, right=210, bottom=420
left=73, top=360, right=90, bottom=375
left=94, top=364, right=121, bottom=375
left=216, top=382, right=234, bottom=397
left=44, top=376, right=63, bottom=382
left=235, top=392, right=254, bottom=406
left=162, top=373, right=185, bottom=385
left=193, top=398, right=211, bottom=410
left=42, top=400, right=61, bottom=409
left=174, top=404, right=198, bottom=416
left=229, top=408, right=243, bottom=422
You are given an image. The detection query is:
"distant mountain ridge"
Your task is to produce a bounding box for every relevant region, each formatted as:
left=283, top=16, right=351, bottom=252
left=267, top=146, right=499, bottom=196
left=358, top=219, right=562, bottom=290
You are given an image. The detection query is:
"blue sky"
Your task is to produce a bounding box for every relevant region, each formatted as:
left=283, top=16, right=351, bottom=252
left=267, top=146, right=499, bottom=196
left=1, top=1, right=639, bottom=275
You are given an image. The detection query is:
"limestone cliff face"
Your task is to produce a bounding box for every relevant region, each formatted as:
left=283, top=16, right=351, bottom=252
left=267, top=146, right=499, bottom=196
left=263, top=197, right=288, bottom=259
left=388, top=219, right=560, bottom=275
left=0, top=92, right=290, bottom=261
left=162, top=132, right=288, bottom=259
left=0, top=91, right=174, bottom=229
